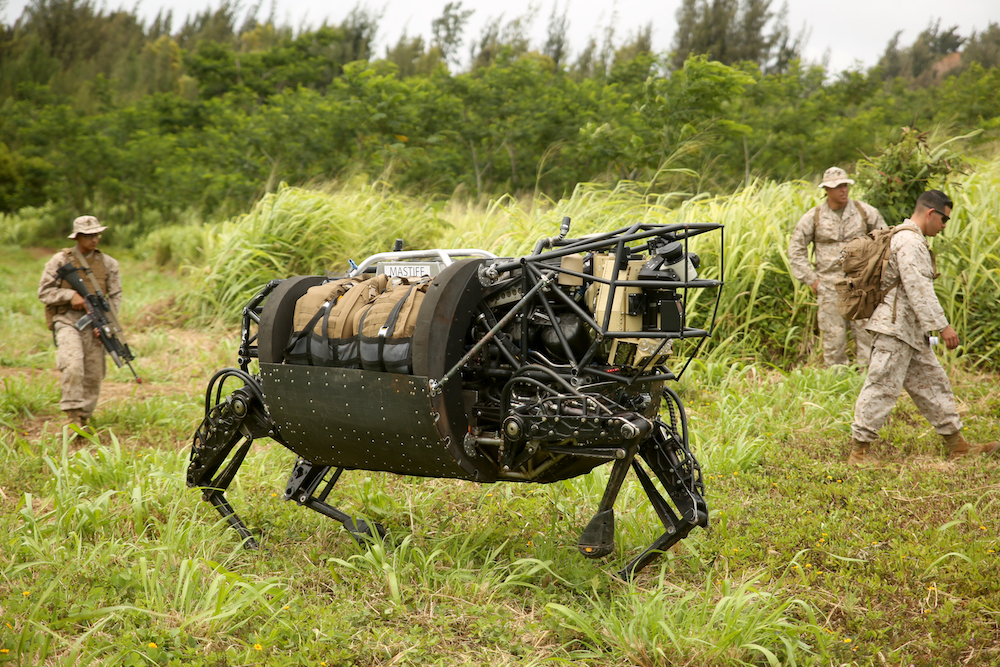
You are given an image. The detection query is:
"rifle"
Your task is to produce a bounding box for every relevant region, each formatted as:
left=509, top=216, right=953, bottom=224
left=55, top=262, right=142, bottom=384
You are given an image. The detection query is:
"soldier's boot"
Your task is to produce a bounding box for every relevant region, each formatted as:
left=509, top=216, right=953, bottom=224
left=846, top=438, right=877, bottom=466
left=64, top=409, right=84, bottom=427
left=944, top=432, right=1000, bottom=461
left=78, top=413, right=95, bottom=434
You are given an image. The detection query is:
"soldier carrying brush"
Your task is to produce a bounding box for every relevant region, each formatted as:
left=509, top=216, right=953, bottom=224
left=846, top=191, right=998, bottom=464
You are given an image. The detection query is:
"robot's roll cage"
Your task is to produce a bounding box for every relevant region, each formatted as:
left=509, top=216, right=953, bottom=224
left=189, top=221, right=724, bottom=579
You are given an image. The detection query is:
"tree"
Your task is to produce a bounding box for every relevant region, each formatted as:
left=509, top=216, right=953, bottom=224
left=855, top=127, right=966, bottom=224
left=431, top=1, right=473, bottom=69
left=874, top=19, right=964, bottom=85
left=385, top=33, right=441, bottom=79
left=961, top=22, right=1000, bottom=69
left=670, top=0, right=802, bottom=73
left=470, top=10, right=535, bottom=70
left=543, top=2, right=569, bottom=70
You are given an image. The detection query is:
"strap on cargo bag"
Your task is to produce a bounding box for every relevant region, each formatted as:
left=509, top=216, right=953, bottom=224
left=358, top=284, right=415, bottom=372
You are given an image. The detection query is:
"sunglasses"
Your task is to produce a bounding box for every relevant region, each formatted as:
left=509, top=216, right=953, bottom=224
left=924, top=204, right=950, bottom=224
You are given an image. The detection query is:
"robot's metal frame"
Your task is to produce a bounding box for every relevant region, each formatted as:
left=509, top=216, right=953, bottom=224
left=187, top=220, right=723, bottom=579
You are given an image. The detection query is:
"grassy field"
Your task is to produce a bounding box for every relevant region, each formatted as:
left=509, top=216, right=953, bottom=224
left=2, top=203, right=1000, bottom=666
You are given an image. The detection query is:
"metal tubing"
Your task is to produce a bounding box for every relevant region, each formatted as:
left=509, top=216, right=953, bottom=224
left=437, top=273, right=550, bottom=387
left=537, top=267, right=603, bottom=332
left=524, top=264, right=578, bottom=365
left=489, top=223, right=721, bottom=274
left=476, top=308, right=521, bottom=368
left=348, top=249, right=497, bottom=277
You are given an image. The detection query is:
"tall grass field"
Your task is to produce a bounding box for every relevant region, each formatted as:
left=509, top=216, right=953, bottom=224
left=2, top=161, right=1000, bottom=666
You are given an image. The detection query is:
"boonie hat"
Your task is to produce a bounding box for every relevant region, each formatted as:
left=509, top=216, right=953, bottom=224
left=819, top=166, right=854, bottom=189
left=68, top=215, right=108, bottom=239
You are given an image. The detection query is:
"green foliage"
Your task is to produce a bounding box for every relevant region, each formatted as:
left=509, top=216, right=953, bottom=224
left=2, top=232, right=1000, bottom=666
left=875, top=19, right=965, bottom=84
left=0, top=374, right=58, bottom=426
left=855, top=127, right=972, bottom=224
left=548, top=574, right=821, bottom=665
left=186, top=182, right=450, bottom=322
left=2, top=342, right=999, bottom=665
left=2, top=0, right=1000, bottom=230
left=0, top=202, right=64, bottom=245
left=961, top=22, right=1000, bottom=70
left=932, top=159, right=1000, bottom=364
left=181, top=157, right=1000, bottom=372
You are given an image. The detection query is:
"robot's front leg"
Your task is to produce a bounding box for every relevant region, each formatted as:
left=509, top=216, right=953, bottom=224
left=187, top=372, right=277, bottom=548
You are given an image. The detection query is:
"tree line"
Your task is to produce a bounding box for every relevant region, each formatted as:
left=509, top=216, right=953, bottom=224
left=1, top=0, right=999, bottom=236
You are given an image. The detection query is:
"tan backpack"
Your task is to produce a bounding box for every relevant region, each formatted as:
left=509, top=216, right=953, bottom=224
left=356, top=277, right=431, bottom=374
left=834, top=226, right=923, bottom=321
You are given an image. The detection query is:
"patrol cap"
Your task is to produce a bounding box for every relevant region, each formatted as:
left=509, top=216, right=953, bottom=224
left=819, top=166, right=854, bottom=189
left=69, top=215, right=108, bottom=238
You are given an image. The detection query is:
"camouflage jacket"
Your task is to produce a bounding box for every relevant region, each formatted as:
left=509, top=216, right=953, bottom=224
left=788, top=200, right=886, bottom=286
left=38, top=248, right=122, bottom=329
left=865, top=220, right=949, bottom=350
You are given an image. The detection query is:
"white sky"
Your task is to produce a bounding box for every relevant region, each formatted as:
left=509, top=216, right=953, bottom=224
left=2, top=0, right=998, bottom=73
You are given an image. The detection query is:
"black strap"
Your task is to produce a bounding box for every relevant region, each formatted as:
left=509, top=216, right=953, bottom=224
left=320, top=300, right=335, bottom=354
left=378, top=285, right=415, bottom=373
left=357, top=285, right=415, bottom=372
left=286, top=303, right=330, bottom=364
left=381, top=285, right=415, bottom=340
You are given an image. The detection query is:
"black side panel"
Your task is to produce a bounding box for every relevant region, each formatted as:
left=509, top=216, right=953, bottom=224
left=411, top=258, right=496, bottom=482
left=258, top=276, right=326, bottom=364
left=260, top=363, right=476, bottom=480
left=412, top=258, right=487, bottom=378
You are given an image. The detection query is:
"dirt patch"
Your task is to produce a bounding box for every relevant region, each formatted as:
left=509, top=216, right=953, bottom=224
left=27, top=246, right=61, bottom=260
left=2, top=414, right=61, bottom=442
left=0, top=366, right=190, bottom=400
left=129, top=296, right=193, bottom=330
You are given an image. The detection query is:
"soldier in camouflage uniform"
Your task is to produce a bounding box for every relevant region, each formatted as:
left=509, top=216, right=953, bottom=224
left=789, top=167, right=886, bottom=367
left=38, top=216, right=122, bottom=429
left=847, top=191, right=998, bottom=464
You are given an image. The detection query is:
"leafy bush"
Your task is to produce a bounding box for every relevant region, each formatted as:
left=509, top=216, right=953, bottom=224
left=0, top=203, right=66, bottom=246
left=855, top=127, right=974, bottom=224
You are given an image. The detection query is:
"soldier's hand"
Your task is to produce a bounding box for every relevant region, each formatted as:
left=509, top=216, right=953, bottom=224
left=810, top=279, right=819, bottom=295
left=942, top=325, right=960, bottom=350
left=71, top=293, right=85, bottom=310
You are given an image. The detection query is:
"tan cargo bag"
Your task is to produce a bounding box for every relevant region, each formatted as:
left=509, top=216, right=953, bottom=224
left=284, top=277, right=359, bottom=365
left=356, top=277, right=431, bottom=374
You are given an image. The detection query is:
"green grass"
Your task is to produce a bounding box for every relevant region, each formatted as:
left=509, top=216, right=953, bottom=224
left=2, top=177, right=1000, bottom=666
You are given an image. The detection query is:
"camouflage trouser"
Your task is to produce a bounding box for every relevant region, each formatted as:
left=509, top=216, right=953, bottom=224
left=817, top=281, right=872, bottom=367
left=851, top=333, right=961, bottom=443
left=55, top=322, right=106, bottom=418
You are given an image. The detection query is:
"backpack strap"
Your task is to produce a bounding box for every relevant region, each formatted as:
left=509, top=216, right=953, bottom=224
left=380, top=285, right=416, bottom=340
left=318, top=299, right=337, bottom=361
left=883, top=226, right=921, bottom=324
left=851, top=200, right=869, bottom=229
